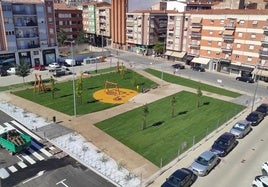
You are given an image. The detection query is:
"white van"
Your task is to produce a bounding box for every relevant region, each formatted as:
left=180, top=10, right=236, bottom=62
left=65, top=59, right=76, bottom=66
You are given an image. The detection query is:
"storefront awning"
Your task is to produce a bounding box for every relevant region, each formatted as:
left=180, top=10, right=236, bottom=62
left=191, top=17, right=202, bottom=24
left=252, top=69, right=268, bottom=77
left=223, top=30, right=234, bottom=35
left=191, top=57, right=210, bottom=65
left=172, top=52, right=186, bottom=58
left=165, top=51, right=173, bottom=56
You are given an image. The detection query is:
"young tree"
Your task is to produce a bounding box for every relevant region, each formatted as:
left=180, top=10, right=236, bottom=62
left=142, top=104, right=149, bottom=130
left=76, top=30, right=87, bottom=45
left=171, top=95, right=176, bottom=118
left=153, top=42, right=164, bottom=54
left=50, top=76, right=56, bottom=99
left=57, top=29, right=67, bottom=46
left=76, top=73, right=83, bottom=104
left=197, top=86, right=203, bottom=108
left=15, top=60, right=30, bottom=84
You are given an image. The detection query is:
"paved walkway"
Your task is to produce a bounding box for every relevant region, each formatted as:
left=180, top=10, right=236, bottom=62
left=0, top=69, right=237, bottom=182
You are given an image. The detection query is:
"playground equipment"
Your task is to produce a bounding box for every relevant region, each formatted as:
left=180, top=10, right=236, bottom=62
left=104, top=81, right=121, bottom=100
left=34, top=74, right=50, bottom=94
left=115, top=61, right=125, bottom=73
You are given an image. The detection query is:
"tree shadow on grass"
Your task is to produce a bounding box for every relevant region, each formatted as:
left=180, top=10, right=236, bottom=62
left=177, top=110, right=188, bottom=116
left=59, top=94, right=73, bottom=98
left=86, top=100, right=99, bottom=104
left=203, top=102, right=210, bottom=106
left=87, top=86, right=101, bottom=90
left=149, top=120, right=165, bottom=128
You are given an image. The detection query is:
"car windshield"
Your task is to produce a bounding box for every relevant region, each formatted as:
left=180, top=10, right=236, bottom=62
left=196, top=156, right=209, bottom=166
left=247, top=113, right=258, bottom=120
left=233, top=123, right=245, bottom=131
left=167, top=176, right=181, bottom=186
left=215, top=138, right=228, bottom=147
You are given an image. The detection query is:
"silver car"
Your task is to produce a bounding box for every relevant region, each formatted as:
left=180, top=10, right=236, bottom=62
left=189, top=151, right=220, bottom=176
left=230, top=120, right=252, bottom=138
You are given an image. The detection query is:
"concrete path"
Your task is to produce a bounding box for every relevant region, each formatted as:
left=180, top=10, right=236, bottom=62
left=0, top=69, right=238, bottom=182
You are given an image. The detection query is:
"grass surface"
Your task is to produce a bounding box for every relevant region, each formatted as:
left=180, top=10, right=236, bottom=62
left=145, top=68, right=241, bottom=98
left=95, top=91, right=245, bottom=166
left=13, top=69, right=156, bottom=115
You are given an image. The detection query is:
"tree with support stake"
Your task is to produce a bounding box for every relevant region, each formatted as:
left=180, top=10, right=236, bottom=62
left=171, top=95, right=176, bottom=118
left=50, top=76, right=56, bottom=99
left=197, top=86, right=203, bottom=108
left=142, top=104, right=149, bottom=130
left=76, top=73, right=83, bottom=104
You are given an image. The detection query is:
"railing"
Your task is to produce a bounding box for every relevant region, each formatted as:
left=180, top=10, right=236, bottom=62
left=224, top=24, right=236, bottom=30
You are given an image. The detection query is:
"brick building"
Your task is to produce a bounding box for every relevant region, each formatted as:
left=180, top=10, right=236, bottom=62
left=0, top=0, right=58, bottom=67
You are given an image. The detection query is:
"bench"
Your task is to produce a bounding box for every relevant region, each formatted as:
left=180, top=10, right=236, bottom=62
left=141, top=88, right=150, bottom=93
left=151, top=84, right=158, bottom=89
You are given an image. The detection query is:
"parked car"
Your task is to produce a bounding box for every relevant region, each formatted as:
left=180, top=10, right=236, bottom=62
left=48, top=63, right=60, bottom=69
left=246, top=111, right=264, bottom=126
left=229, top=120, right=252, bottom=138
left=256, top=103, right=268, bottom=116
left=262, top=162, right=268, bottom=176
left=252, top=175, right=268, bottom=187
left=236, top=76, right=254, bottom=83
left=171, top=63, right=185, bottom=69
left=0, top=168, right=10, bottom=179
left=7, top=67, right=16, bottom=74
left=210, top=132, right=237, bottom=157
left=34, top=65, right=45, bottom=71
left=161, top=168, right=197, bottom=187
left=189, top=151, right=220, bottom=176
left=53, top=68, right=72, bottom=77
left=191, top=66, right=205, bottom=72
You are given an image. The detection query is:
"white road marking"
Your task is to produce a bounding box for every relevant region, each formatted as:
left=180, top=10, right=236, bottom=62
left=31, top=140, right=53, bottom=157
left=8, top=166, right=17, bottom=173
left=20, top=153, right=36, bottom=165
left=28, top=148, right=44, bottom=161
left=22, top=170, right=45, bottom=184
left=17, top=161, right=27, bottom=169
left=56, top=179, right=69, bottom=187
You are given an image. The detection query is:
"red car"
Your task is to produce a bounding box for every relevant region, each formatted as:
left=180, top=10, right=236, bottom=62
left=34, top=65, right=45, bottom=71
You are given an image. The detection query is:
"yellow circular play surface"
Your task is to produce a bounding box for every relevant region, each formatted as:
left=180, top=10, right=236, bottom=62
left=93, top=88, right=138, bottom=104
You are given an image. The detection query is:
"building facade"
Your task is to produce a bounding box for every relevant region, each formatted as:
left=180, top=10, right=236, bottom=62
left=0, top=0, right=58, bottom=67
left=54, top=3, right=83, bottom=40
left=165, top=11, right=187, bottom=61
left=111, top=0, right=127, bottom=49
left=186, top=9, right=268, bottom=81
left=125, top=10, right=167, bottom=55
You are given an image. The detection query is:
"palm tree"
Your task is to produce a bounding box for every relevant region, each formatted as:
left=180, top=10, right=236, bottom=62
left=142, top=104, right=149, bottom=130
left=171, top=95, right=176, bottom=118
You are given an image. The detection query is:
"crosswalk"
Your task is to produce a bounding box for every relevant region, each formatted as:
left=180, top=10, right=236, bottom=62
left=0, top=121, right=54, bottom=177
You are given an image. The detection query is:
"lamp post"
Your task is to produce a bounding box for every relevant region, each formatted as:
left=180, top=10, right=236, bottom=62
left=251, top=67, right=262, bottom=112
left=65, top=40, right=77, bottom=117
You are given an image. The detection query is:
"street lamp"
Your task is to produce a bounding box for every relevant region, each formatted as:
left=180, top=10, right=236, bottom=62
left=251, top=67, right=262, bottom=112
left=65, top=40, right=77, bottom=117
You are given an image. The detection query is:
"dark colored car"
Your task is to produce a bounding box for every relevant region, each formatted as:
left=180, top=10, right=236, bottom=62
left=235, top=76, right=254, bottom=83
left=161, top=168, right=197, bottom=187
left=172, top=63, right=185, bottom=69
left=256, top=103, right=268, bottom=116
left=0, top=69, right=8, bottom=77
left=191, top=66, right=205, bottom=72
left=210, top=132, right=237, bottom=157
left=246, top=111, right=264, bottom=126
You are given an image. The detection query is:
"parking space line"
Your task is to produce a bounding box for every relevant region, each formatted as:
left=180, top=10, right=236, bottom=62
left=17, top=161, right=27, bottom=169
left=20, top=153, right=36, bottom=165
left=8, top=166, right=18, bottom=173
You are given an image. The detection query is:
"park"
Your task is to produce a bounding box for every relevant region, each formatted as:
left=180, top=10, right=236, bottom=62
left=12, top=67, right=245, bottom=167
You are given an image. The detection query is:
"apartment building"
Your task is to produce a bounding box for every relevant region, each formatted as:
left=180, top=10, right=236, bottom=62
left=111, top=0, right=127, bottom=49
left=126, top=10, right=167, bottom=55
left=0, top=0, right=58, bottom=67
left=165, top=11, right=187, bottom=61
left=79, top=2, right=111, bottom=47
left=186, top=9, right=268, bottom=81
left=54, top=3, right=83, bottom=40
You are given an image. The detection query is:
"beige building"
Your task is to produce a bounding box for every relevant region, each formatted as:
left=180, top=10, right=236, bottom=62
left=186, top=9, right=268, bottom=81
left=96, top=4, right=111, bottom=46
left=165, top=11, right=187, bottom=61
left=126, top=10, right=167, bottom=55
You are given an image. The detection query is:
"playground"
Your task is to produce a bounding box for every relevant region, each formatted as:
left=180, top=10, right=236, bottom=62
left=93, top=81, right=138, bottom=104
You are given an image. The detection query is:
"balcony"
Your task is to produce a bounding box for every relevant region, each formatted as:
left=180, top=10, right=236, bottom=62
left=259, top=49, right=268, bottom=57
left=189, top=42, right=200, bottom=49
left=224, top=23, right=236, bottom=30
left=223, top=35, right=234, bottom=42
left=263, top=26, right=268, bottom=32
left=221, top=46, right=232, bottom=53
left=190, top=33, right=201, bottom=39
left=261, top=38, right=268, bottom=46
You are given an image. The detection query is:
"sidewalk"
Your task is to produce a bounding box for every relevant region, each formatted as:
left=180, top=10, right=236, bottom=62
left=0, top=69, right=245, bottom=185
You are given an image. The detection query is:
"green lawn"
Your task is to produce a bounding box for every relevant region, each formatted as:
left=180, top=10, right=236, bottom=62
left=95, top=91, right=245, bottom=167
left=145, top=68, right=241, bottom=98
left=13, top=69, right=157, bottom=115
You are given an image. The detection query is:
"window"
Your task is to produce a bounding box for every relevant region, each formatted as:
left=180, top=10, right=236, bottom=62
left=239, top=20, right=244, bottom=25
left=220, top=19, right=224, bottom=24
left=210, top=19, right=214, bottom=24
left=48, top=17, right=53, bottom=23
left=235, top=55, right=239, bottom=59
left=208, top=40, right=212, bottom=45
left=238, top=32, right=243, bottom=37
left=209, top=31, right=213, bottom=35
left=247, top=56, right=252, bottom=62
left=218, top=41, right=222, bottom=46
left=249, top=45, right=254, bottom=50
left=49, top=28, right=54, bottom=34
left=47, top=7, right=52, bottom=13
left=33, top=51, right=39, bottom=55
left=237, top=43, right=241, bottom=48
left=251, top=34, right=256, bottom=39
left=207, top=50, right=211, bottom=54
